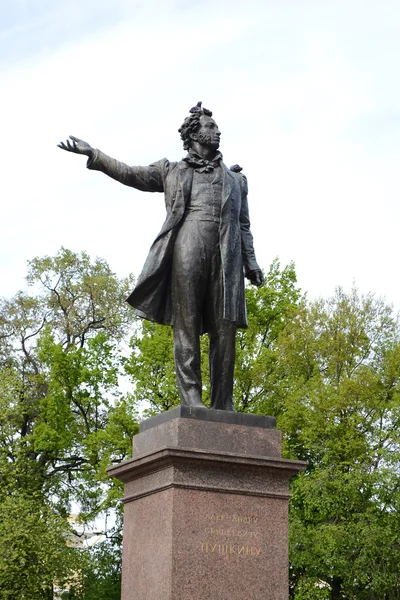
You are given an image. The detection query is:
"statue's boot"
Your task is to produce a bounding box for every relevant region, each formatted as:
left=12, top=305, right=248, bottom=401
left=182, top=389, right=205, bottom=408
left=222, top=402, right=237, bottom=412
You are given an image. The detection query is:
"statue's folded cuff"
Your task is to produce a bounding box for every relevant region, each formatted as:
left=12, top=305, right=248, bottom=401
left=86, top=149, right=99, bottom=169
left=244, top=261, right=261, bottom=277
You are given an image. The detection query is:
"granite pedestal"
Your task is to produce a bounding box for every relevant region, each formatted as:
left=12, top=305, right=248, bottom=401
left=108, top=406, right=306, bottom=600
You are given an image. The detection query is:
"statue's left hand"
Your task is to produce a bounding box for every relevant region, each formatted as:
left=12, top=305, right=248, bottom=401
left=247, top=269, right=264, bottom=287
left=57, top=135, right=93, bottom=157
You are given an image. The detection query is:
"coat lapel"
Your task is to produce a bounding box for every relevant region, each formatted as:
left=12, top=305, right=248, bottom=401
left=154, top=162, right=192, bottom=241
left=222, top=164, right=234, bottom=209
left=178, top=161, right=193, bottom=205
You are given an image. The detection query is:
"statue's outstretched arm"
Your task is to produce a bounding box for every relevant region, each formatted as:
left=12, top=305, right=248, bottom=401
left=58, top=135, right=166, bottom=193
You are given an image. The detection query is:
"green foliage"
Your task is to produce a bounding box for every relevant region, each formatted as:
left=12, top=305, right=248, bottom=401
left=281, top=288, right=400, bottom=599
left=291, top=577, right=330, bottom=600
left=125, top=319, right=178, bottom=414
left=0, top=248, right=138, bottom=598
left=2, top=248, right=400, bottom=600
left=0, top=493, right=81, bottom=600
left=26, top=247, right=133, bottom=345
left=64, top=536, right=122, bottom=600
left=234, top=259, right=301, bottom=412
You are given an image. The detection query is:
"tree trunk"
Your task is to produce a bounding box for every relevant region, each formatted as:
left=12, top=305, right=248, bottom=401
left=331, top=576, right=343, bottom=599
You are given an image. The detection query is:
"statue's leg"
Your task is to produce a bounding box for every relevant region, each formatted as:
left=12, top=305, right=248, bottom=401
left=208, top=320, right=237, bottom=411
left=171, top=221, right=207, bottom=407
left=204, top=237, right=237, bottom=411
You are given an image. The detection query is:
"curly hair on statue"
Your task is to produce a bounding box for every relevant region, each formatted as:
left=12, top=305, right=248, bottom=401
left=178, top=101, right=213, bottom=151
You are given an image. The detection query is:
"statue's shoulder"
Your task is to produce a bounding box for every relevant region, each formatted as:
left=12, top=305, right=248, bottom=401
left=229, top=164, right=248, bottom=192
left=150, top=158, right=179, bottom=176
left=229, top=163, right=247, bottom=180
left=229, top=164, right=246, bottom=178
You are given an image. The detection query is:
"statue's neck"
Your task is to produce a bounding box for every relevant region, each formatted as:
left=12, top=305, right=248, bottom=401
left=189, top=141, right=217, bottom=162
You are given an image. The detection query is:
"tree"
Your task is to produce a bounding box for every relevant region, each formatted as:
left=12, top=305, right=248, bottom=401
left=125, top=318, right=177, bottom=414
left=233, top=259, right=301, bottom=412
left=276, top=288, right=400, bottom=599
left=63, top=533, right=122, bottom=600
left=0, top=248, right=138, bottom=598
left=0, top=493, right=81, bottom=600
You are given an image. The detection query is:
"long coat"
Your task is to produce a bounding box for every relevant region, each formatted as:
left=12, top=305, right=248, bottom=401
left=87, top=151, right=260, bottom=332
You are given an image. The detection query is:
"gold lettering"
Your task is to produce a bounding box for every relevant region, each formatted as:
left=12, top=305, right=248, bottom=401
left=207, top=514, right=227, bottom=522
left=201, top=514, right=262, bottom=559
left=252, top=531, right=258, bottom=538
left=207, top=514, right=259, bottom=525
left=202, top=526, right=259, bottom=538
left=200, top=541, right=262, bottom=558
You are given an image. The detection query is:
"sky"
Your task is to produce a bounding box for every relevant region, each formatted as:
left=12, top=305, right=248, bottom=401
left=1, top=0, right=400, bottom=309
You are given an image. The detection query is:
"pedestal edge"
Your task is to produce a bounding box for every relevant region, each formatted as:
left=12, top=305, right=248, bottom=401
left=107, top=446, right=306, bottom=483
left=122, top=483, right=293, bottom=503
left=139, top=406, right=276, bottom=432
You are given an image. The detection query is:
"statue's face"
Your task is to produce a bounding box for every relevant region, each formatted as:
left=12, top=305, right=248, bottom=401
left=192, top=115, right=221, bottom=150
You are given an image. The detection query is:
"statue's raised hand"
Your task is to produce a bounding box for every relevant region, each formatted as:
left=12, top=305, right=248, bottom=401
left=58, top=135, right=93, bottom=157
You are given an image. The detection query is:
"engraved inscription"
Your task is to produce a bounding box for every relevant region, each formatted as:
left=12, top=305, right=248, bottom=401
left=206, top=513, right=258, bottom=524
left=200, top=542, right=262, bottom=557
left=204, top=527, right=259, bottom=539
left=199, top=513, right=262, bottom=559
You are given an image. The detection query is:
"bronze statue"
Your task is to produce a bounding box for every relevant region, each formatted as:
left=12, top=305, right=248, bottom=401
left=59, top=102, right=263, bottom=411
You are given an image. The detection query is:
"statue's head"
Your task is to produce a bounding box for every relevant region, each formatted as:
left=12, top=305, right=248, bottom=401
left=179, top=102, right=221, bottom=151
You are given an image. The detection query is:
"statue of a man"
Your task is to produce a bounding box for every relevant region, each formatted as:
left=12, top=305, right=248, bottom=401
left=59, top=102, right=263, bottom=411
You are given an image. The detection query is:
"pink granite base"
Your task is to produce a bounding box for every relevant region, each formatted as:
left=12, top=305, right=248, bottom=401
left=108, top=411, right=306, bottom=600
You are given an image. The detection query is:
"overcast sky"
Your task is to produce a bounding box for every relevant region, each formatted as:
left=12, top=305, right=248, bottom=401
left=1, top=0, right=399, bottom=309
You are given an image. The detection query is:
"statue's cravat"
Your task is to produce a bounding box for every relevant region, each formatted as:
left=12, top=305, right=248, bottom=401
left=183, top=150, right=223, bottom=173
